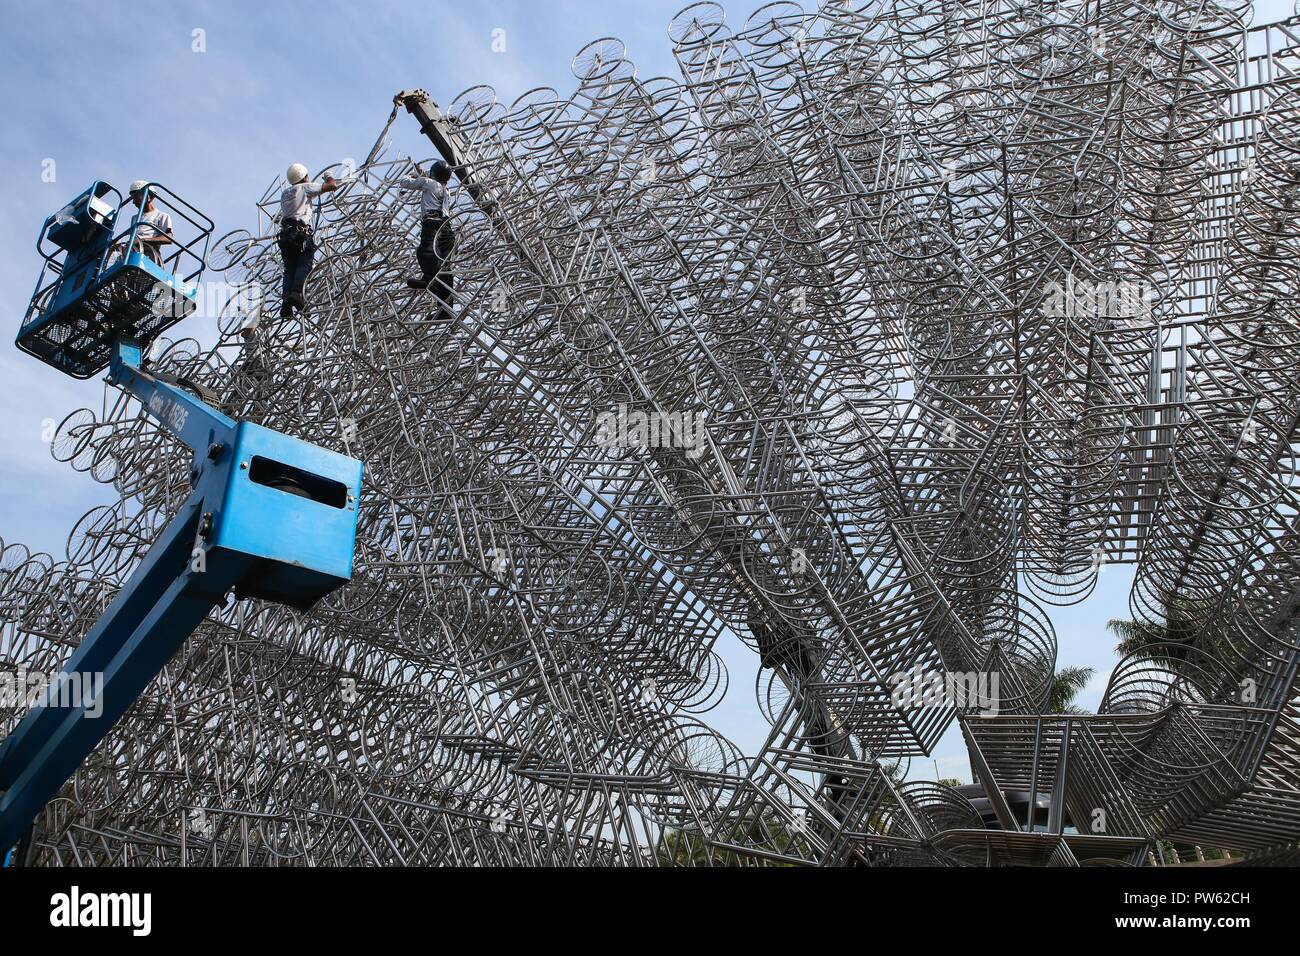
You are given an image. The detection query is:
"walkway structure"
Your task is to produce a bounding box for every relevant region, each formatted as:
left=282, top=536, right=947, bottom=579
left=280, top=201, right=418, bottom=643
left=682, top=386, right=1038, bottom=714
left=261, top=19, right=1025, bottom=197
left=3, top=0, right=1300, bottom=865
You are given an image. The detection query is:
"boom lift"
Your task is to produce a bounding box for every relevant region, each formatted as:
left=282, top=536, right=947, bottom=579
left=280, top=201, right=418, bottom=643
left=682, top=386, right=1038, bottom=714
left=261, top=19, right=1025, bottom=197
left=0, top=182, right=363, bottom=857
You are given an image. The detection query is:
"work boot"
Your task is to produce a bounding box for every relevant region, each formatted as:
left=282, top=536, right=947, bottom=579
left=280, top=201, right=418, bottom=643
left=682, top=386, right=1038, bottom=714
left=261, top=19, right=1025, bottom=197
left=289, top=294, right=307, bottom=312
left=279, top=301, right=293, bottom=318
left=242, top=351, right=270, bottom=385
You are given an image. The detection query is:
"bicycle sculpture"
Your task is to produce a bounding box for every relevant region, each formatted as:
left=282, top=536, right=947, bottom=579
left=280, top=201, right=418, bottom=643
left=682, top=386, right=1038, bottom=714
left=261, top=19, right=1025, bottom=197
left=2, top=0, right=1299, bottom=865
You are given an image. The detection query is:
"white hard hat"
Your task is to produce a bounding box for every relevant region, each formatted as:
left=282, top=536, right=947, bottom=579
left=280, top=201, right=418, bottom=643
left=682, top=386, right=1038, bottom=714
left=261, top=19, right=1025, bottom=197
left=129, top=180, right=149, bottom=194
left=286, top=163, right=309, bottom=185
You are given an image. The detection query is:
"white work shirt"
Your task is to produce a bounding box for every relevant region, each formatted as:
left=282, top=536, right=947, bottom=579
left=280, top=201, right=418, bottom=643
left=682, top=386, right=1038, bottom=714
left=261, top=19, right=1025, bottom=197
left=280, top=181, right=325, bottom=223
left=398, top=176, right=452, bottom=218
left=135, top=207, right=172, bottom=243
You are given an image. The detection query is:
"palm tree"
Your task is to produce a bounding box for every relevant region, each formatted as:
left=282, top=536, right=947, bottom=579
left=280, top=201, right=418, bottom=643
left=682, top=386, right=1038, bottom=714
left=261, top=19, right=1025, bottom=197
left=1107, top=604, right=1249, bottom=700
left=1108, top=606, right=1201, bottom=660
left=1046, top=665, right=1094, bottom=714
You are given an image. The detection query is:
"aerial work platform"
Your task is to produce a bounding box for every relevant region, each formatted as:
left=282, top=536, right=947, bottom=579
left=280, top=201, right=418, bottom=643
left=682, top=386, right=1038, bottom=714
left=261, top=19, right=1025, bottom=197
left=16, top=181, right=211, bottom=378
left=1, top=181, right=363, bottom=857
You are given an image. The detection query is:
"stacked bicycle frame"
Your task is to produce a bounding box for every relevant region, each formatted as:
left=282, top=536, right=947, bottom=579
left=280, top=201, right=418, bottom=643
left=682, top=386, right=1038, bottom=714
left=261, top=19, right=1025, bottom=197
left=2, top=0, right=1300, bottom=865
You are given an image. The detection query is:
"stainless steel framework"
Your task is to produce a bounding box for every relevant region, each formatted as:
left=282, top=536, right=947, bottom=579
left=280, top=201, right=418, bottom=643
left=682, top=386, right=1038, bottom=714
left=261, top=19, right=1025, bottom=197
left=3, top=0, right=1300, bottom=865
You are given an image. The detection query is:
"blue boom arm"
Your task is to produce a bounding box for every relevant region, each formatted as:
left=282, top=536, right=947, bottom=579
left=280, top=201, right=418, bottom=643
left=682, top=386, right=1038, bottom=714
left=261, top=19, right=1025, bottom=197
left=1, top=183, right=362, bottom=857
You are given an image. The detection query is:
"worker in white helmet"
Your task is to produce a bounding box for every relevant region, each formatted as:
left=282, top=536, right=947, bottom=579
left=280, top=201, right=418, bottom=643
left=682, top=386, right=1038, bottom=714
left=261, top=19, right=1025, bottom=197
left=276, top=163, right=338, bottom=318
left=127, top=181, right=173, bottom=266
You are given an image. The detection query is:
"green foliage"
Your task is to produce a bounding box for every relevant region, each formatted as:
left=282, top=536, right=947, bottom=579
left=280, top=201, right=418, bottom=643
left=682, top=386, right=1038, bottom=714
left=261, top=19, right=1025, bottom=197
left=1108, top=604, right=1203, bottom=660
left=1154, top=839, right=1230, bottom=864
left=1047, top=665, right=1094, bottom=714
left=652, top=816, right=803, bottom=867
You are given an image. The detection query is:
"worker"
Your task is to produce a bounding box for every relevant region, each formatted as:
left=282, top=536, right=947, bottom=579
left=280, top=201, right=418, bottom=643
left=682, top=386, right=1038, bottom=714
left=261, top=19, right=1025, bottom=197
left=278, top=163, right=338, bottom=318
left=398, top=160, right=455, bottom=313
left=127, top=181, right=172, bottom=265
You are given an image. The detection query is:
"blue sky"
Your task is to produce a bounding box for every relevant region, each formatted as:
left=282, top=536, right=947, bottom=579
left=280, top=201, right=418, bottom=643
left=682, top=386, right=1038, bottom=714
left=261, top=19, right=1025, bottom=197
left=1, top=0, right=1291, bottom=779
left=0, top=0, right=714, bottom=554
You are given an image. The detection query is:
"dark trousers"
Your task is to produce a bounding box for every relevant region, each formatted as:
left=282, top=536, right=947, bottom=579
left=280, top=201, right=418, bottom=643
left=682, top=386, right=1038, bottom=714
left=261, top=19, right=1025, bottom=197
left=417, top=215, right=455, bottom=308
left=278, top=222, right=315, bottom=305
